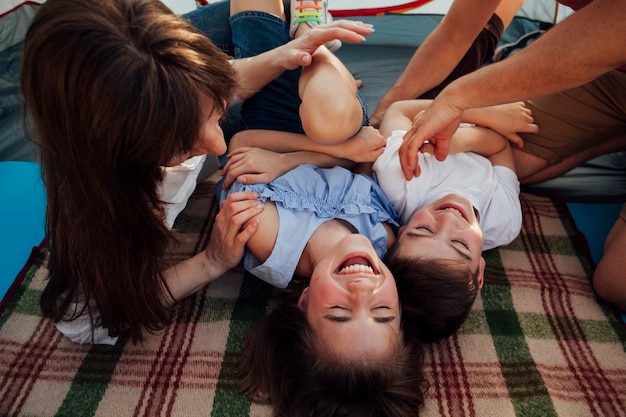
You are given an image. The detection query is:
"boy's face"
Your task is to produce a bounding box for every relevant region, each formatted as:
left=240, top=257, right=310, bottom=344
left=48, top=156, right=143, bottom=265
left=397, top=194, right=484, bottom=273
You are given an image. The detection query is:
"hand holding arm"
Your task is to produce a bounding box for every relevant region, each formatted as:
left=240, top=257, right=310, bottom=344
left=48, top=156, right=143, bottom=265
left=435, top=0, right=626, bottom=110
left=232, top=20, right=373, bottom=103
left=163, top=191, right=263, bottom=301
left=398, top=102, right=463, bottom=179
left=369, top=0, right=500, bottom=127
left=463, top=102, right=538, bottom=147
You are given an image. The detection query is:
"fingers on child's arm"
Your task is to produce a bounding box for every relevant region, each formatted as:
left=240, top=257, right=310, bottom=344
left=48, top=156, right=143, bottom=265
left=507, top=133, right=525, bottom=148
left=434, top=140, right=451, bottom=162
left=399, top=138, right=421, bottom=180
left=222, top=193, right=262, bottom=216
left=221, top=162, right=243, bottom=189
left=235, top=173, right=269, bottom=186
left=236, top=218, right=260, bottom=245
left=420, top=142, right=435, bottom=155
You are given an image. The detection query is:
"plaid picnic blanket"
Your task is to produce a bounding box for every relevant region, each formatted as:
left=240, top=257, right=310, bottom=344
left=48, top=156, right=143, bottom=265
left=1, top=179, right=625, bottom=417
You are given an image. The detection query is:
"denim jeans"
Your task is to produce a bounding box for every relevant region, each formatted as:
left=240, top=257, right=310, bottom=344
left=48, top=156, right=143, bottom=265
left=185, top=4, right=366, bottom=136
left=183, top=1, right=233, bottom=55
left=231, top=11, right=304, bottom=133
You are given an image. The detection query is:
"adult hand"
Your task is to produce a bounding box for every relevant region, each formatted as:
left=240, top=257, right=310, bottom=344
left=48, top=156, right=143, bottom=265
left=280, top=20, right=374, bottom=69
left=398, top=101, right=463, bottom=179
left=221, top=147, right=294, bottom=189
left=204, top=191, right=263, bottom=274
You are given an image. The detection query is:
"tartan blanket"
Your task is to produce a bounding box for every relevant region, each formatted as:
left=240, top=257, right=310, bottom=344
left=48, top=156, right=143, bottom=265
left=1, top=179, right=625, bottom=417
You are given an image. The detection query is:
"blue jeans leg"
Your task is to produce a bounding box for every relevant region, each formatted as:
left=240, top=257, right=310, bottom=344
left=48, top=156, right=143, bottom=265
left=183, top=1, right=233, bottom=55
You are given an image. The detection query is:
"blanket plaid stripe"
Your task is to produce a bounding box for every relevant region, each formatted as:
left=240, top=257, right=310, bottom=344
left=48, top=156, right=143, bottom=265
left=1, top=181, right=625, bottom=417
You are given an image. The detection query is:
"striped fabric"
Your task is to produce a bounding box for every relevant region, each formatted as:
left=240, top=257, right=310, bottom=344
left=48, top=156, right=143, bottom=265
left=1, top=180, right=625, bottom=417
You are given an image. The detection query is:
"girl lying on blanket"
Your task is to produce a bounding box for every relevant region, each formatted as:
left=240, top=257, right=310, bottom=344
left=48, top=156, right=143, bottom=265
left=219, top=1, right=427, bottom=415
left=221, top=164, right=427, bottom=416
left=220, top=0, right=534, bottom=414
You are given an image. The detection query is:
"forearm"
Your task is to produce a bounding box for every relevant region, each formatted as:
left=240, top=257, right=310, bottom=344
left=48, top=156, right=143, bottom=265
left=283, top=150, right=354, bottom=169
left=230, top=20, right=375, bottom=104
left=447, top=126, right=515, bottom=171
left=377, top=0, right=498, bottom=107
left=443, top=0, right=626, bottom=110
left=231, top=47, right=290, bottom=102
left=448, top=126, right=507, bottom=157
left=230, top=129, right=369, bottom=163
left=377, top=41, right=464, bottom=109
left=231, top=137, right=354, bottom=170
left=163, top=252, right=224, bottom=303
left=230, top=129, right=337, bottom=154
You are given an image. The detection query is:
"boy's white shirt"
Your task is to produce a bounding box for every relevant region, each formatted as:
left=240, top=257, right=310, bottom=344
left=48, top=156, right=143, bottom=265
left=373, top=130, right=522, bottom=251
left=56, top=155, right=206, bottom=345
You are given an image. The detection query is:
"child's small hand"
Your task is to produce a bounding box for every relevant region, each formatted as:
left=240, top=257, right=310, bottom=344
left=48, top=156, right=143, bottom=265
left=221, top=147, right=293, bottom=189
left=338, top=126, right=386, bottom=163
left=480, top=102, right=538, bottom=147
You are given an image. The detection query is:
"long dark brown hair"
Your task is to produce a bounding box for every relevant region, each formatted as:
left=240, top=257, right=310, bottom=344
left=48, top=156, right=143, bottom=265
left=20, top=0, right=236, bottom=342
left=385, top=243, right=480, bottom=343
left=239, top=281, right=427, bottom=417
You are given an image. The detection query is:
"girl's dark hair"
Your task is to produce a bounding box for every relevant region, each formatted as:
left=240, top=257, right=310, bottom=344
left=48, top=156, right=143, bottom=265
left=239, top=283, right=427, bottom=417
left=385, top=243, right=480, bottom=343
left=21, top=0, right=236, bottom=342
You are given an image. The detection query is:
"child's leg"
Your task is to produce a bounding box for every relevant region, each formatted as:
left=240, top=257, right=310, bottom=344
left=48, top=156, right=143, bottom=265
left=298, top=46, right=364, bottom=145
left=289, top=0, right=362, bottom=145
left=230, top=2, right=303, bottom=134
left=183, top=1, right=233, bottom=53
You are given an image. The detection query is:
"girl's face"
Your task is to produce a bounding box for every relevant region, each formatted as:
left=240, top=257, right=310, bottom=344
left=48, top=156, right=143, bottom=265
left=299, top=234, right=402, bottom=363
left=397, top=193, right=484, bottom=273
left=165, top=95, right=227, bottom=167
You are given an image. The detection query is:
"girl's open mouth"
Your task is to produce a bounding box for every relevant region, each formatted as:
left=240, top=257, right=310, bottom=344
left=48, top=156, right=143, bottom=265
left=336, top=255, right=378, bottom=275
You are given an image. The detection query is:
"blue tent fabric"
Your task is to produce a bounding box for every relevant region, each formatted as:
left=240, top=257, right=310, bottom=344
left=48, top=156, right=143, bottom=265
left=0, top=4, right=39, bottom=163
left=0, top=161, right=46, bottom=299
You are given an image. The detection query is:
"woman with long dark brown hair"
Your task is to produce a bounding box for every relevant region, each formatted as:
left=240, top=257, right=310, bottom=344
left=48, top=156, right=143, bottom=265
left=20, top=0, right=372, bottom=345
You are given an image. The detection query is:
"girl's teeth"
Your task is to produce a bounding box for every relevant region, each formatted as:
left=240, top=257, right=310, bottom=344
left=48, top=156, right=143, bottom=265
left=339, top=264, right=374, bottom=274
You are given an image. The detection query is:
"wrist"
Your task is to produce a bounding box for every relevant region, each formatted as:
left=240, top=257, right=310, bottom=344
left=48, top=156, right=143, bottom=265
left=437, top=81, right=469, bottom=111
left=203, top=250, right=227, bottom=280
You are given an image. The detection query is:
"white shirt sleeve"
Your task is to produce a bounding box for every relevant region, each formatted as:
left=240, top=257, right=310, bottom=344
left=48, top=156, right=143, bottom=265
left=480, top=166, right=522, bottom=250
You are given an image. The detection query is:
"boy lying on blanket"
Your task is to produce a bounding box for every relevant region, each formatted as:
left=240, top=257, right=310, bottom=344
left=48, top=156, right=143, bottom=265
left=373, top=100, right=535, bottom=342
